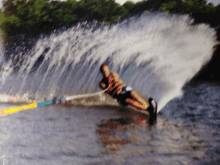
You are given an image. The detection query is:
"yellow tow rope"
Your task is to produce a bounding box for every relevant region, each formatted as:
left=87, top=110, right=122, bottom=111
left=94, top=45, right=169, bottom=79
left=0, top=89, right=108, bottom=116
left=2, top=102, right=38, bottom=115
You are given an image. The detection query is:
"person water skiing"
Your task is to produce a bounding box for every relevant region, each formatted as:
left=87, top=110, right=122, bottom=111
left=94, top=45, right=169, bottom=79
left=100, top=64, right=157, bottom=123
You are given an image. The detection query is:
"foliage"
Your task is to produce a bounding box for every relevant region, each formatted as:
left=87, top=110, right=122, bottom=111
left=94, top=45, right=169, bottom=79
left=0, top=9, right=7, bottom=41
left=182, top=0, right=207, bottom=13
left=1, top=0, right=220, bottom=43
left=205, top=3, right=216, bottom=13
left=159, top=0, right=177, bottom=13
left=123, top=1, right=135, bottom=12
left=0, top=9, right=5, bottom=25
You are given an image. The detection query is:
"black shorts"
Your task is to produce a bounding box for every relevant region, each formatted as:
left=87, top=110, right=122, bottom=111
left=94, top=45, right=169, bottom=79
left=114, top=86, right=133, bottom=106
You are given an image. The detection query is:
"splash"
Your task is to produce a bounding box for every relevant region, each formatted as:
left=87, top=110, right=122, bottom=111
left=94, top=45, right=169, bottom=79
left=0, top=13, right=216, bottom=111
left=0, top=31, right=4, bottom=68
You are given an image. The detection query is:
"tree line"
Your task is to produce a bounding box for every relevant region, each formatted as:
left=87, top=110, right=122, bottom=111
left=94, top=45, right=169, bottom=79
left=0, top=0, right=220, bottom=42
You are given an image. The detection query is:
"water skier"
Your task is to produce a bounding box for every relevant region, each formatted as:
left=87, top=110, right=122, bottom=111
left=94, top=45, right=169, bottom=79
left=100, top=64, right=157, bottom=122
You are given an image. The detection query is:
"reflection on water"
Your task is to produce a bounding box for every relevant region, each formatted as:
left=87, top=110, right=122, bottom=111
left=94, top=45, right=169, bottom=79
left=96, top=115, right=219, bottom=165
left=96, top=116, right=149, bottom=155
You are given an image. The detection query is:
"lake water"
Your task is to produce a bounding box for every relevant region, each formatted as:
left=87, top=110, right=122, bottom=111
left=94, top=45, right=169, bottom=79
left=0, top=82, right=219, bottom=165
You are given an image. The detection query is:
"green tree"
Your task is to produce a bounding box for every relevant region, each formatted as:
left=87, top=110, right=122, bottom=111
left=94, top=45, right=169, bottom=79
left=77, top=0, right=99, bottom=21
left=0, top=9, right=7, bottom=41
left=2, top=0, right=51, bottom=28
left=122, top=1, right=135, bottom=12
left=159, top=0, right=177, bottom=13
left=0, top=9, right=6, bottom=25
left=104, top=0, right=125, bottom=22
left=25, top=0, right=51, bottom=25
left=205, top=2, right=216, bottom=13
left=52, top=0, right=78, bottom=23
left=182, top=0, right=207, bottom=13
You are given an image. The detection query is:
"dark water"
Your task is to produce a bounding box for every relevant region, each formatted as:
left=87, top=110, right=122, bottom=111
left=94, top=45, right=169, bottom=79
left=0, top=82, right=219, bottom=165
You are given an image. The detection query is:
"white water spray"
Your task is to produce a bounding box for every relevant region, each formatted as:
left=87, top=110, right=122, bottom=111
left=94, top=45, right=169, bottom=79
left=0, top=32, right=4, bottom=67
left=0, top=13, right=216, bottom=111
